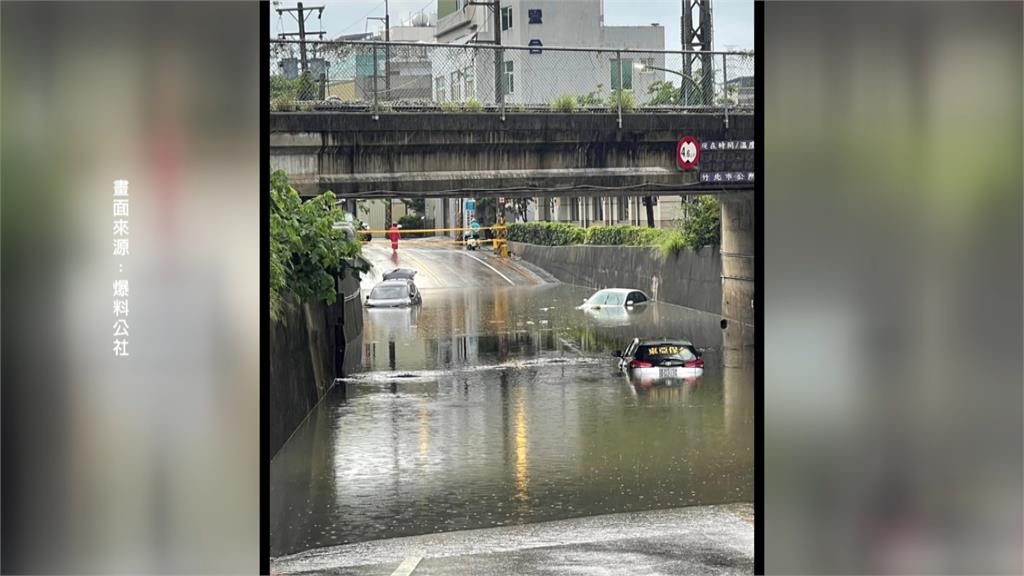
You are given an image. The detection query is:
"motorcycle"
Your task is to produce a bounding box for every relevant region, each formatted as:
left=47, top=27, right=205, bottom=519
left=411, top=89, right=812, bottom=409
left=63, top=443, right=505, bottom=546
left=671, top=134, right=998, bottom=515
left=465, top=233, right=479, bottom=251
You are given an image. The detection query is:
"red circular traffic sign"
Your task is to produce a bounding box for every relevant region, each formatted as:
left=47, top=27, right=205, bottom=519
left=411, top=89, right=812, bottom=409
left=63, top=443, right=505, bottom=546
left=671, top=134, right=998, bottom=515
left=676, top=136, right=700, bottom=170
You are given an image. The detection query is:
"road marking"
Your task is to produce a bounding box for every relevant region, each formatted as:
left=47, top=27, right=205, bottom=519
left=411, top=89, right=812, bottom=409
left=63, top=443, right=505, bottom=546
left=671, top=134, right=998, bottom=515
left=461, top=252, right=515, bottom=286
left=399, top=249, right=446, bottom=287
left=390, top=556, right=422, bottom=576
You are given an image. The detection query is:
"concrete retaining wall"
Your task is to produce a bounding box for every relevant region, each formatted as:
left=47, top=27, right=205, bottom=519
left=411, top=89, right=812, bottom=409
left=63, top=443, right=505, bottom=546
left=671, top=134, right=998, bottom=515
left=510, top=242, right=721, bottom=314
left=269, top=268, right=363, bottom=459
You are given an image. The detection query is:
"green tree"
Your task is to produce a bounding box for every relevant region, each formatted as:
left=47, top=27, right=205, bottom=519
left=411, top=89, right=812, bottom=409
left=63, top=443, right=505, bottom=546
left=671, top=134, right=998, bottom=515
left=401, top=197, right=425, bottom=215
left=270, top=170, right=364, bottom=321
left=474, top=197, right=497, bottom=225
left=679, top=195, right=721, bottom=248
left=645, top=80, right=682, bottom=106
left=270, top=75, right=298, bottom=100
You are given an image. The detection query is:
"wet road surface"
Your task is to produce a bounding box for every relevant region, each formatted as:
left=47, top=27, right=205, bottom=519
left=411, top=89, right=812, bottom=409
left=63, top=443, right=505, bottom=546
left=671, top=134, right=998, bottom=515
left=273, top=503, right=754, bottom=575
left=270, top=241, right=754, bottom=564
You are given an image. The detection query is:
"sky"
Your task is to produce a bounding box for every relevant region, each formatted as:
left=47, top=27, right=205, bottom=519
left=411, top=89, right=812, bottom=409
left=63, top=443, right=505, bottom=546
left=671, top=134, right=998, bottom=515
left=270, top=0, right=754, bottom=51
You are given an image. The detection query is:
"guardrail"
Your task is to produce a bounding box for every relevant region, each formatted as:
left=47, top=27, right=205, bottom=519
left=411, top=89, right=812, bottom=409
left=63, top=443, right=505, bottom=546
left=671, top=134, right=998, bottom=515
left=270, top=39, right=754, bottom=115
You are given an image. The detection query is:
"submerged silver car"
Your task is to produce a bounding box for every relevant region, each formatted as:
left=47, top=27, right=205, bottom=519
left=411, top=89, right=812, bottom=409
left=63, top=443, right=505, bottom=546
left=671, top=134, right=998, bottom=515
left=366, top=279, right=422, bottom=308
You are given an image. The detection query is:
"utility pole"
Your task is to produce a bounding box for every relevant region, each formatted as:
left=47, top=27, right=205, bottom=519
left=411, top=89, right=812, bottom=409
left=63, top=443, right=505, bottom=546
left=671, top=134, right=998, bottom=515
left=681, top=0, right=713, bottom=105
left=368, top=0, right=391, bottom=99
left=468, top=1, right=503, bottom=108
left=642, top=196, right=656, bottom=228
left=277, top=2, right=326, bottom=74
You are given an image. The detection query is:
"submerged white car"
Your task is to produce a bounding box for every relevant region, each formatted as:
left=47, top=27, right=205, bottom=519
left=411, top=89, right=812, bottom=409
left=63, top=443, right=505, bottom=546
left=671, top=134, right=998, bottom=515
left=578, top=288, right=650, bottom=309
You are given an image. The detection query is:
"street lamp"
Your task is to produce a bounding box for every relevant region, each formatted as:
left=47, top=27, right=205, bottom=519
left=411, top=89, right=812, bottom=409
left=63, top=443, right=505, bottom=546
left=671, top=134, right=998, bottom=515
left=634, top=61, right=702, bottom=105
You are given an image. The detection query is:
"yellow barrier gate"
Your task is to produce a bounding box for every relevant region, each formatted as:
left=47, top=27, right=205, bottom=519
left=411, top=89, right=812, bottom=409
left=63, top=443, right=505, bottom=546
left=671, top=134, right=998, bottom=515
left=360, top=226, right=508, bottom=257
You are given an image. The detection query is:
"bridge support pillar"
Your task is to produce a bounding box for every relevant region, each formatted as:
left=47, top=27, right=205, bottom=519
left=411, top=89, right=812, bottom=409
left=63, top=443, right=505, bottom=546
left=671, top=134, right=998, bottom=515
left=720, top=194, right=755, bottom=367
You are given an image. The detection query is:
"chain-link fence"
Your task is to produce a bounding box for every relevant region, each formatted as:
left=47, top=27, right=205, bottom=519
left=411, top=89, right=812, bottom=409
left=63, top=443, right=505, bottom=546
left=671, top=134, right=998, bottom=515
left=270, top=40, right=754, bottom=113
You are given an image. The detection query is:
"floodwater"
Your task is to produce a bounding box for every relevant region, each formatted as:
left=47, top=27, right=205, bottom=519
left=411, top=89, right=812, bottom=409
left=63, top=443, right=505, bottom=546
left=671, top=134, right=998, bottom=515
left=269, top=281, right=754, bottom=558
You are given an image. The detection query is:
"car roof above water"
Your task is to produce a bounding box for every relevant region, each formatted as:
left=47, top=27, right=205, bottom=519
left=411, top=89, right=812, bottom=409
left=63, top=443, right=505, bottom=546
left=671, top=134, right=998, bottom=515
left=374, top=280, right=413, bottom=289
left=637, top=339, right=694, bottom=347
left=383, top=268, right=417, bottom=280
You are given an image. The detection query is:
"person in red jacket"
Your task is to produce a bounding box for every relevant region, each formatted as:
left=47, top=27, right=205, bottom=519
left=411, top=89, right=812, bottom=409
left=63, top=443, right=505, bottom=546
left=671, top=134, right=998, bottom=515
left=388, top=223, right=400, bottom=253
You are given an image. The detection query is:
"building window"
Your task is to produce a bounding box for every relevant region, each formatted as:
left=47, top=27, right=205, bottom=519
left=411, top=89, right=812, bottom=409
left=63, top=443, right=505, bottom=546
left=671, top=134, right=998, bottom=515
left=463, top=66, right=475, bottom=99
left=528, top=9, right=542, bottom=24
left=593, top=197, right=604, bottom=222
left=610, top=58, right=633, bottom=90
left=503, top=60, right=514, bottom=94
left=451, top=70, right=462, bottom=101
left=435, top=75, right=447, bottom=101
left=455, top=0, right=467, bottom=11
left=569, top=196, right=579, bottom=221
left=616, top=196, right=628, bottom=221
left=501, top=6, right=512, bottom=31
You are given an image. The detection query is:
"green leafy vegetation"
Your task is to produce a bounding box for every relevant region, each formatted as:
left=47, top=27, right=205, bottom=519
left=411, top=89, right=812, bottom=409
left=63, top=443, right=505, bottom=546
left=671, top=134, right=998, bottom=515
left=607, top=89, right=636, bottom=112
left=270, top=72, right=319, bottom=102
left=271, top=95, right=295, bottom=112
left=645, top=80, right=683, bottom=106
left=508, top=206, right=720, bottom=255
left=678, top=195, right=721, bottom=248
left=550, top=95, right=578, bottom=113
left=507, top=221, right=585, bottom=245
left=397, top=214, right=425, bottom=230
left=269, top=170, right=364, bottom=322
left=464, top=98, right=483, bottom=112
left=577, top=85, right=605, bottom=107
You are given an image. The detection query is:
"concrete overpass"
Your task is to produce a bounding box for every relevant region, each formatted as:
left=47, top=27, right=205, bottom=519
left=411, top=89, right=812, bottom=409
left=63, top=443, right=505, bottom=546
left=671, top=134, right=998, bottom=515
left=269, top=112, right=753, bottom=198
left=269, top=111, right=755, bottom=352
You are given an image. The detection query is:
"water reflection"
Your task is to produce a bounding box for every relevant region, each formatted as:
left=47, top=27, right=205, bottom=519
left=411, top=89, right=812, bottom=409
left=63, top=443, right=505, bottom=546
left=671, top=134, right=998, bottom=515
left=269, top=283, right=754, bottom=557
left=581, top=304, right=648, bottom=326
left=513, top=386, right=530, bottom=514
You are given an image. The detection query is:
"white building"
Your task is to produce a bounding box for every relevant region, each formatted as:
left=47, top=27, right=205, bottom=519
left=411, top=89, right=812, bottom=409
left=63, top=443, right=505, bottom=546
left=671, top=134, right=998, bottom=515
left=427, top=0, right=683, bottom=233
left=432, top=0, right=665, bottom=106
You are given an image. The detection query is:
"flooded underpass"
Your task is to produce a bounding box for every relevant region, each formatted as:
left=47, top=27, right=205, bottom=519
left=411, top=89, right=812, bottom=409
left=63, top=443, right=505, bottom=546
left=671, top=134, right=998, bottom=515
left=270, top=250, right=754, bottom=559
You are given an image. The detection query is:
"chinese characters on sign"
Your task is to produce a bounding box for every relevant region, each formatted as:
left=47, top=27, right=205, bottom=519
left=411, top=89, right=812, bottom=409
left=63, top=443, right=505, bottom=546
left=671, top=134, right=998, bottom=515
left=113, top=179, right=130, bottom=357
left=698, top=140, right=755, bottom=184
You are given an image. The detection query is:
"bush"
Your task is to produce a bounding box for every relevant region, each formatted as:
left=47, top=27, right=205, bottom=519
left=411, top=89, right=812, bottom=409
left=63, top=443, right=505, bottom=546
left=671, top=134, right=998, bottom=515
left=507, top=220, right=706, bottom=257
left=397, top=214, right=424, bottom=230
left=607, top=89, right=636, bottom=112
left=271, top=95, right=295, bottom=112
left=440, top=100, right=461, bottom=112
left=270, top=75, right=298, bottom=100
left=295, top=72, right=319, bottom=100
left=655, top=230, right=688, bottom=258
left=508, top=222, right=585, bottom=245
left=679, top=195, right=721, bottom=248
left=577, top=85, right=605, bottom=107
left=464, top=98, right=483, bottom=112
left=550, top=95, right=578, bottom=113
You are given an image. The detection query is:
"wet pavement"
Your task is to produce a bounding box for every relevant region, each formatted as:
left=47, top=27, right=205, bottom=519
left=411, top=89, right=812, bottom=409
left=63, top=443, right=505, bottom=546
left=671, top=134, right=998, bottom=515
left=272, top=503, right=754, bottom=575
left=270, top=241, right=754, bottom=565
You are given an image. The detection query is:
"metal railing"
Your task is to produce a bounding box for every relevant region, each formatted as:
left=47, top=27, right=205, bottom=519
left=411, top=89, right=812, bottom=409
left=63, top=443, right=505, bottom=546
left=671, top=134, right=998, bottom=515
left=269, top=40, right=754, bottom=115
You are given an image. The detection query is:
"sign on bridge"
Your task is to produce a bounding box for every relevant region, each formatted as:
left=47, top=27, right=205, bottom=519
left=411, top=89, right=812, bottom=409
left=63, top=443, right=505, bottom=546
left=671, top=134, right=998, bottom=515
left=699, top=140, right=755, bottom=184
left=676, top=136, right=700, bottom=170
